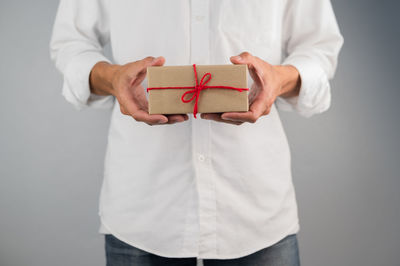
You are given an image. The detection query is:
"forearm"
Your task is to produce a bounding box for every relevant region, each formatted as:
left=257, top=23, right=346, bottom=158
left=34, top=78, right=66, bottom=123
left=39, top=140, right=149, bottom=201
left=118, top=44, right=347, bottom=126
left=89, top=61, right=120, bottom=96
left=274, top=65, right=301, bottom=98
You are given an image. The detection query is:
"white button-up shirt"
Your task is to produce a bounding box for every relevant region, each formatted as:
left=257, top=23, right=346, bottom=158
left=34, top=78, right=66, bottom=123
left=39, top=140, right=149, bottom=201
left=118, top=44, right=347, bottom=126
left=50, top=0, right=343, bottom=259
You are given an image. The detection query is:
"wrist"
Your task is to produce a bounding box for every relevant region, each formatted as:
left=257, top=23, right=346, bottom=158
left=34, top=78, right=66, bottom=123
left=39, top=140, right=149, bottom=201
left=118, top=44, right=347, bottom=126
left=90, top=61, right=120, bottom=96
left=274, top=65, right=301, bottom=98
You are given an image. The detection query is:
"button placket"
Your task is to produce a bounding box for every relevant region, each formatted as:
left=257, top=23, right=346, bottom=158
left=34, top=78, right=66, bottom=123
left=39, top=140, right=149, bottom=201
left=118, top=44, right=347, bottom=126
left=190, top=0, right=216, bottom=258
left=190, top=0, right=210, bottom=64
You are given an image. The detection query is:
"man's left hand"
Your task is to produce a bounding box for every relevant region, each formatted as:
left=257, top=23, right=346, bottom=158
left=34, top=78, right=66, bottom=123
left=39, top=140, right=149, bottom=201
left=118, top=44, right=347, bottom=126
left=201, top=52, right=301, bottom=125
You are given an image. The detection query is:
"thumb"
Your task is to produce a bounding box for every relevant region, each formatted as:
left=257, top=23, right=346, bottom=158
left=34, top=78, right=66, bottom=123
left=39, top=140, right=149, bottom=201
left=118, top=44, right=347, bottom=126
left=150, top=56, right=166, bottom=67
left=230, top=52, right=256, bottom=68
left=128, top=56, right=166, bottom=87
left=140, top=56, right=165, bottom=68
left=130, top=56, right=165, bottom=87
left=131, top=56, right=166, bottom=83
left=230, top=52, right=261, bottom=84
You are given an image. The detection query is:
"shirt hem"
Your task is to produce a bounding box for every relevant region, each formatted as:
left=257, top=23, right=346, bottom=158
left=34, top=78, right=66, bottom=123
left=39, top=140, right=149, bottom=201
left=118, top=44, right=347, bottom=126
left=209, top=220, right=300, bottom=259
left=99, top=215, right=300, bottom=259
left=99, top=216, right=199, bottom=258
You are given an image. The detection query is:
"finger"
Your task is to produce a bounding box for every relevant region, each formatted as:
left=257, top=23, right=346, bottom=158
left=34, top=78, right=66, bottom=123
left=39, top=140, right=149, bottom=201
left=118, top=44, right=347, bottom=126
left=201, top=113, right=243, bottom=125
left=221, top=105, right=266, bottom=124
left=221, top=105, right=265, bottom=124
left=220, top=111, right=257, bottom=123
left=122, top=97, right=169, bottom=125
left=221, top=100, right=265, bottom=123
left=166, top=114, right=189, bottom=124
left=248, top=82, right=260, bottom=104
left=248, top=91, right=269, bottom=117
left=131, top=109, right=169, bottom=125
left=221, top=89, right=269, bottom=123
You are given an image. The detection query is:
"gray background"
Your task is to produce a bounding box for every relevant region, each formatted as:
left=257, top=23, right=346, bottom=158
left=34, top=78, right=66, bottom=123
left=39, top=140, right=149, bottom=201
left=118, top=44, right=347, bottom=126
left=1, top=0, right=399, bottom=265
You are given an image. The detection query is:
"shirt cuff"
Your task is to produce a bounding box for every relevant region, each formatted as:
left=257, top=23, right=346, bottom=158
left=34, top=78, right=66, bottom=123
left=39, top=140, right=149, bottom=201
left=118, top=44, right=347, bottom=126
left=62, top=51, right=115, bottom=110
left=275, top=56, right=331, bottom=118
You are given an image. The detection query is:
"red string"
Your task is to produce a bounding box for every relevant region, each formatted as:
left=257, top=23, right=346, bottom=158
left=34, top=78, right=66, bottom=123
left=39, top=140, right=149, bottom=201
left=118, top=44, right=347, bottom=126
left=147, top=64, right=248, bottom=118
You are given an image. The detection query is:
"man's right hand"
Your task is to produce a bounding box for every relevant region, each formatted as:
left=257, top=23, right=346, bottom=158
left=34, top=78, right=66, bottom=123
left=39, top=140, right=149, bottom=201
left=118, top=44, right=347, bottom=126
left=89, top=56, right=188, bottom=125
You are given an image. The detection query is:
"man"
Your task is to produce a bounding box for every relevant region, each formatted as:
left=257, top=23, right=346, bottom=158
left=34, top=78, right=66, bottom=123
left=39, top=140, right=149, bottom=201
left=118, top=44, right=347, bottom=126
left=50, top=0, right=343, bottom=265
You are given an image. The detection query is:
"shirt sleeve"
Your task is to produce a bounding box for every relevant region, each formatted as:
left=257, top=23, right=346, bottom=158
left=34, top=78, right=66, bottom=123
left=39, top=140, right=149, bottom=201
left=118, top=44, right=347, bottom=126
left=50, top=0, right=114, bottom=110
left=275, top=0, right=344, bottom=117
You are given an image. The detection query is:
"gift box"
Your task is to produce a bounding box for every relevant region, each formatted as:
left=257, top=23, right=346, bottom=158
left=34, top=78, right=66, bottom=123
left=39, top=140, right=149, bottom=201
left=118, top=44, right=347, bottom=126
left=147, top=64, right=249, bottom=118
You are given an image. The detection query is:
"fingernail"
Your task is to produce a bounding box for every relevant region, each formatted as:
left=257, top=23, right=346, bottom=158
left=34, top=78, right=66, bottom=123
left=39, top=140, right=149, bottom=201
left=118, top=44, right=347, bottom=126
left=233, top=55, right=242, bottom=61
left=152, top=57, right=160, bottom=63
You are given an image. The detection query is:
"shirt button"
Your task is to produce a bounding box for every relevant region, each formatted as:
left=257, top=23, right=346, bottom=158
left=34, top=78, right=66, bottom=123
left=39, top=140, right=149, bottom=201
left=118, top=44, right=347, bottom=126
left=195, top=15, right=205, bottom=22
left=198, top=154, right=205, bottom=162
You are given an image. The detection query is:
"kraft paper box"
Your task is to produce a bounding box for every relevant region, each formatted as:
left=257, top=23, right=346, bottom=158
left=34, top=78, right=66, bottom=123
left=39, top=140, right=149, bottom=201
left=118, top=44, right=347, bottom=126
left=147, top=64, right=249, bottom=117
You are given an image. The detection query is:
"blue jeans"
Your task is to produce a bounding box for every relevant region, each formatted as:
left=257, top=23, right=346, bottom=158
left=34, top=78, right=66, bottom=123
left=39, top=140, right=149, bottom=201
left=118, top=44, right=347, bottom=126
left=105, top=234, right=300, bottom=266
